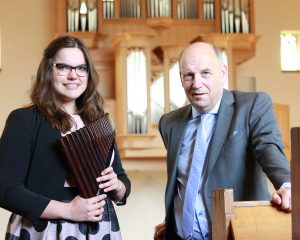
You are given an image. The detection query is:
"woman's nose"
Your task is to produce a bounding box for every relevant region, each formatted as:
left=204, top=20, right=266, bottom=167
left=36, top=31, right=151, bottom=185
left=67, top=69, right=78, bottom=79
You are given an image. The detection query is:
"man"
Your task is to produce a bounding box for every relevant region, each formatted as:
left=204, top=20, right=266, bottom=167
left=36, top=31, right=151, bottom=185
left=153, top=42, right=291, bottom=240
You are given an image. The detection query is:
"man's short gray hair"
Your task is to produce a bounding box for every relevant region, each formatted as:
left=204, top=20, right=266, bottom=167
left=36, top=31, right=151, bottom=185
left=178, top=43, right=225, bottom=67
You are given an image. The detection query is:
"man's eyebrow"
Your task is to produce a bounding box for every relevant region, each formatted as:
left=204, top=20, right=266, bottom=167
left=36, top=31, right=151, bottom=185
left=201, top=68, right=211, bottom=72
left=181, top=67, right=193, bottom=72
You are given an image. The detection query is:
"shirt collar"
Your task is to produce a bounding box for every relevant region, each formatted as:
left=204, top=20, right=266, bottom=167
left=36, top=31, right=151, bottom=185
left=192, top=91, right=223, bottom=119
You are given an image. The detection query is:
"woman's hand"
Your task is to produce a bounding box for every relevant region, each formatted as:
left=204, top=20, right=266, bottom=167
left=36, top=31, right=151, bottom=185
left=67, top=194, right=107, bottom=222
left=41, top=194, right=107, bottom=222
left=96, top=166, right=126, bottom=201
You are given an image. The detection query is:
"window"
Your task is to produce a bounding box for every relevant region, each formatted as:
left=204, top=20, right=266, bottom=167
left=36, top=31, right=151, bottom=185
left=127, top=48, right=147, bottom=134
left=169, top=62, right=187, bottom=111
left=280, top=32, right=300, bottom=71
left=120, top=0, right=141, bottom=18
left=67, top=0, right=98, bottom=32
left=103, top=0, right=114, bottom=19
left=151, top=73, right=165, bottom=125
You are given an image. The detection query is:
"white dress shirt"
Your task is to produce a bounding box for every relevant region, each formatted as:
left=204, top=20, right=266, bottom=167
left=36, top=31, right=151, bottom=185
left=174, top=98, right=221, bottom=239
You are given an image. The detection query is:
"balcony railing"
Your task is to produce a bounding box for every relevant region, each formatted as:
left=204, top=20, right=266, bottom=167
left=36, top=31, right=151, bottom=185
left=63, top=0, right=252, bottom=34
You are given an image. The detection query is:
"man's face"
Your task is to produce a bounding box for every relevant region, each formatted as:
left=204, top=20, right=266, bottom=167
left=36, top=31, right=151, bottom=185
left=179, top=43, right=227, bottom=113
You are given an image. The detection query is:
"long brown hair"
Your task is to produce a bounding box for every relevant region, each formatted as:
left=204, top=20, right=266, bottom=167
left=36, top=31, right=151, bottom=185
left=30, top=35, right=105, bottom=133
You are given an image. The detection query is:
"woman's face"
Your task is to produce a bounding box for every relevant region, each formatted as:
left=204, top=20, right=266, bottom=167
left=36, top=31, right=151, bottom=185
left=52, top=47, right=88, bottom=113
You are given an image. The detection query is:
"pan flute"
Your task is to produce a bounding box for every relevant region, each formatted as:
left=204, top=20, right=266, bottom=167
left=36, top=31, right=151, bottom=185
left=57, top=113, right=115, bottom=198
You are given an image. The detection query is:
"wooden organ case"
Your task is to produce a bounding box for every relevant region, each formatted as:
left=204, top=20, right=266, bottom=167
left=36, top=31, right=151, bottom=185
left=55, top=0, right=290, bottom=160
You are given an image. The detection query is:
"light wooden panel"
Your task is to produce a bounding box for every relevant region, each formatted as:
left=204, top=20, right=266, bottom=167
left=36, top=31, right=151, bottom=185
left=231, top=204, right=291, bottom=240
left=212, top=189, right=292, bottom=240
left=274, top=103, right=290, bottom=160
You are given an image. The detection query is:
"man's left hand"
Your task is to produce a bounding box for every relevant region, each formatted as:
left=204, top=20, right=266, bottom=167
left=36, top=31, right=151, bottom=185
left=272, top=187, right=291, bottom=212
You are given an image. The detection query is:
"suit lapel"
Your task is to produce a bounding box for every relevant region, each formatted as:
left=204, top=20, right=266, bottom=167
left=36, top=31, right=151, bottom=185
left=207, top=90, right=235, bottom=173
left=168, top=106, right=192, bottom=186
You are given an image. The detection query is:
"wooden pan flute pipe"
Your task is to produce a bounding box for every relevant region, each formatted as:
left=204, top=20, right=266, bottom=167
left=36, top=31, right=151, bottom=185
left=57, top=113, right=115, bottom=198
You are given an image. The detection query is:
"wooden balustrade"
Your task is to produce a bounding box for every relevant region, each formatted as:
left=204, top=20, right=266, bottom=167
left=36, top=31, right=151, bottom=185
left=56, top=0, right=254, bottom=34
left=54, top=0, right=281, bottom=160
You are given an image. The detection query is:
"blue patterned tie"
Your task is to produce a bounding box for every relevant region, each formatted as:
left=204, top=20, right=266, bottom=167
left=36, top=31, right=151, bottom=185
left=182, top=113, right=215, bottom=239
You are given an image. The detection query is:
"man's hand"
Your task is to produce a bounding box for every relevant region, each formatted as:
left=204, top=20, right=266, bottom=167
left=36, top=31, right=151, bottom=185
left=154, top=221, right=166, bottom=240
left=272, top=187, right=291, bottom=212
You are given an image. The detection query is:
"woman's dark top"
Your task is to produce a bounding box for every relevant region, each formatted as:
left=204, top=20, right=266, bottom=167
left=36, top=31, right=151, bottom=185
left=0, top=107, right=131, bottom=224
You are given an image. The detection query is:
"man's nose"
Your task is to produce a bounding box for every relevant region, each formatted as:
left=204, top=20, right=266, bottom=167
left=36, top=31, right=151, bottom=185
left=192, top=74, right=203, bottom=88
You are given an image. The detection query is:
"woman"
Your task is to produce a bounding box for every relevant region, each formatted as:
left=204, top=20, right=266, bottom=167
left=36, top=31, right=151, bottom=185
left=0, top=35, right=130, bottom=239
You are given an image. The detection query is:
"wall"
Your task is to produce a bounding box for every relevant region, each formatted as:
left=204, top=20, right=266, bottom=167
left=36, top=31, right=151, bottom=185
left=1, top=1, right=299, bottom=131
left=0, top=0, right=56, bottom=132
left=0, top=0, right=56, bottom=237
left=237, top=0, right=300, bottom=128
left=0, top=0, right=299, bottom=239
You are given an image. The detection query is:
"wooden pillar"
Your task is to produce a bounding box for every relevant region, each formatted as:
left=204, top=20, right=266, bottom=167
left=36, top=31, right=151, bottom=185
left=291, top=127, right=300, bottom=239
left=97, top=0, right=103, bottom=32
left=163, top=51, right=171, bottom=113
left=214, top=0, right=221, bottom=32
left=212, top=189, right=235, bottom=240
left=112, top=36, right=128, bottom=134
left=56, top=0, right=67, bottom=33
left=249, top=0, right=255, bottom=33
left=140, top=0, right=147, bottom=18
left=162, top=45, right=185, bottom=113
left=113, top=32, right=154, bottom=134
left=198, top=0, right=204, bottom=19
left=226, top=47, right=236, bottom=90
left=114, top=0, right=120, bottom=18
left=171, top=0, right=177, bottom=18
left=145, top=44, right=153, bottom=134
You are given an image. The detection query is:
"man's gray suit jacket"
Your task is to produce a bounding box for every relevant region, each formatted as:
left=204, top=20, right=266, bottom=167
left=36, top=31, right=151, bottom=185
left=158, top=89, right=291, bottom=237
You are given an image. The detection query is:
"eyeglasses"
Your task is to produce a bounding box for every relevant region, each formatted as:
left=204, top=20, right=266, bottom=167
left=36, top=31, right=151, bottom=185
left=52, top=63, right=89, bottom=77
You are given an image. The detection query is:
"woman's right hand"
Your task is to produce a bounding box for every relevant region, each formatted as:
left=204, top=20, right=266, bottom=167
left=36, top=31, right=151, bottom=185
left=67, top=194, right=107, bottom=222
left=41, top=194, right=107, bottom=222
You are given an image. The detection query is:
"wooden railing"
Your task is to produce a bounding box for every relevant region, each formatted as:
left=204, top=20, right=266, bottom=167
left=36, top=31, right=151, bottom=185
left=291, top=127, right=300, bottom=239
left=56, top=0, right=254, bottom=34
left=212, top=189, right=291, bottom=240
